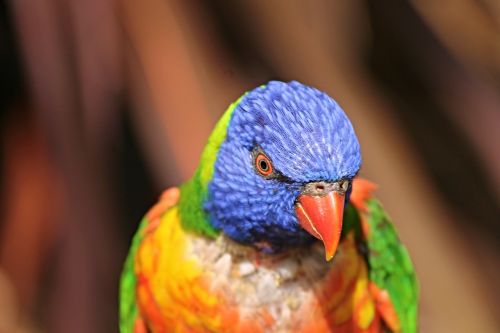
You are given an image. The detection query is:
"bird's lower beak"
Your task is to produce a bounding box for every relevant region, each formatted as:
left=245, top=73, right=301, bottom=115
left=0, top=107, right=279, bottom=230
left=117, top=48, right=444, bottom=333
left=295, top=190, right=345, bottom=261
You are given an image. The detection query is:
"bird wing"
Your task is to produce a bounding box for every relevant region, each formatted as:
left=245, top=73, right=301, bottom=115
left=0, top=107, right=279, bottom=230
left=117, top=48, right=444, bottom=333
left=349, top=178, right=419, bottom=333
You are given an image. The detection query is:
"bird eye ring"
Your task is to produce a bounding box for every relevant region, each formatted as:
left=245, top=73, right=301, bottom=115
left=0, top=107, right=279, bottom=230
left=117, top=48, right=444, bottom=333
left=255, top=153, right=273, bottom=177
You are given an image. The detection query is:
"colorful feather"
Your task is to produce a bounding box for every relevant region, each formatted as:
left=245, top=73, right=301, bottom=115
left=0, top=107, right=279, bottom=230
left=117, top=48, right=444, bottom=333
left=119, top=81, right=418, bottom=332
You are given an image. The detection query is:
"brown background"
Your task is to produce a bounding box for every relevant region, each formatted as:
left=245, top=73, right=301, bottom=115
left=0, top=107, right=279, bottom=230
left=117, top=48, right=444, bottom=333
left=0, top=1, right=499, bottom=332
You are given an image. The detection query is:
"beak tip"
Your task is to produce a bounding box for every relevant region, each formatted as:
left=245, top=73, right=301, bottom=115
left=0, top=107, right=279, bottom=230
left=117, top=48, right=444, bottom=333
left=324, top=245, right=337, bottom=262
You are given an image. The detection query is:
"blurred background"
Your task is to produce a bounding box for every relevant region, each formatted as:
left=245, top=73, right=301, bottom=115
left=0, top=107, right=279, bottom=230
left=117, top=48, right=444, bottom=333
left=0, top=1, right=499, bottom=332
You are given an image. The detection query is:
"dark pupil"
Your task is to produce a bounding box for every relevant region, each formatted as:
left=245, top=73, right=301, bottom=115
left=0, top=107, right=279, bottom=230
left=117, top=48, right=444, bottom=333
left=259, top=159, right=269, bottom=171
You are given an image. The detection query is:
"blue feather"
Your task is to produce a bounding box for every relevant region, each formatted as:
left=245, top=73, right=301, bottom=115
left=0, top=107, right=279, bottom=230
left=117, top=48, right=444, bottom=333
left=205, top=81, right=362, bottom=249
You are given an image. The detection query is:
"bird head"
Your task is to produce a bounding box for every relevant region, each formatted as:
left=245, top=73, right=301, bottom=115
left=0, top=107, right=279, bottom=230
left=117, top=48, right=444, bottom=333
left=180, top=81, right=361, bottom=261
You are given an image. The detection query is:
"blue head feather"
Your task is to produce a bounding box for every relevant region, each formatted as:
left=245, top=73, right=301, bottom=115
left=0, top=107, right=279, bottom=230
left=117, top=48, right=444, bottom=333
left=205, top=81, right=362, bottom=249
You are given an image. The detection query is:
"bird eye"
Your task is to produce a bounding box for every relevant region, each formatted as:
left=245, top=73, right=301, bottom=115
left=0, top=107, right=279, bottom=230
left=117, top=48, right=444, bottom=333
left=255, top=153, right=273, bottom=177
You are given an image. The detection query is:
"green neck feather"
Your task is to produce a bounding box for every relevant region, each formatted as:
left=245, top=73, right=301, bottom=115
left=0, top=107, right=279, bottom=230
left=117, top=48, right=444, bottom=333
left=178, top=95, right=245, bottom=237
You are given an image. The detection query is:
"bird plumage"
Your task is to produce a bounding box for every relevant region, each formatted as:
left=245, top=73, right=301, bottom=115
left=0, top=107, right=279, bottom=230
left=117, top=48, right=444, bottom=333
left=119, top=81, right=418, bottom=333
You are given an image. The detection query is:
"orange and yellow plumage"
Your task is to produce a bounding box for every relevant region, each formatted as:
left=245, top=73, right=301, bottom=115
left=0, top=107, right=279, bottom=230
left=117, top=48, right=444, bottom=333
left=124, top=182, right=403, bottom=333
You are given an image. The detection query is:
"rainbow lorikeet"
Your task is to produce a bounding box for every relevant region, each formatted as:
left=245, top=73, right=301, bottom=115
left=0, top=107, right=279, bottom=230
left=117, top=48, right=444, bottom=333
left=119, top=81, right=418, bottom=333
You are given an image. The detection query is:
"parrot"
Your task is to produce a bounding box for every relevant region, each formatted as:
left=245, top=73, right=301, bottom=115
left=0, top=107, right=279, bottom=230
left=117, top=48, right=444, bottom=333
left=119, top=81, right=418, bottom=333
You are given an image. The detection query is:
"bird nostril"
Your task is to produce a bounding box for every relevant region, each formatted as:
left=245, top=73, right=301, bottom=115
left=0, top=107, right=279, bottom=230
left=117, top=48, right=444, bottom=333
left=316, top=184, right=325, bottom=191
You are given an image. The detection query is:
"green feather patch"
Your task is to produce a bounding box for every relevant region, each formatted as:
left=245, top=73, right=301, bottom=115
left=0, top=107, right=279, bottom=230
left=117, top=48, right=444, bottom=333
left=178, top=94, right=246, bottom=237
left=364, top=199, right=419, bottom=333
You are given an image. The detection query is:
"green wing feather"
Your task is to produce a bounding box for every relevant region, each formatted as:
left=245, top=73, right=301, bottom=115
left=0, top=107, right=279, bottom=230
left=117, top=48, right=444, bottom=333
left=364, top=199, right=419, bottom=333
left=119, top=217, right=149, bottom=333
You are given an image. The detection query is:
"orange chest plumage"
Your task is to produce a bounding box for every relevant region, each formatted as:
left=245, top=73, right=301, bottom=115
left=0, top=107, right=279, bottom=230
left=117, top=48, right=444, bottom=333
left=133, top=206, right=384, bottom=333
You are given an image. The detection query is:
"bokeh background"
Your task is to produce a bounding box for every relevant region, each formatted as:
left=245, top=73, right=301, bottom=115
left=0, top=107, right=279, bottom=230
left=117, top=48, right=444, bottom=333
left=1, top=1, right=499, bottom=332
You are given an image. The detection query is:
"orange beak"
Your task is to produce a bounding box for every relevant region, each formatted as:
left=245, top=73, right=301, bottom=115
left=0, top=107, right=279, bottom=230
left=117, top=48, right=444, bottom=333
left=295, top=190, right=345, bottom=261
